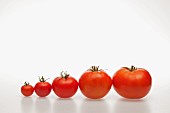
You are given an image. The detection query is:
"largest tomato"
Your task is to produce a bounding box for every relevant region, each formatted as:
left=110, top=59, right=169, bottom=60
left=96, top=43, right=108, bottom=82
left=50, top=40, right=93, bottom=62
left=112, top=66, right=152, bottom=99
left=79, top=66, right=112, bottom=99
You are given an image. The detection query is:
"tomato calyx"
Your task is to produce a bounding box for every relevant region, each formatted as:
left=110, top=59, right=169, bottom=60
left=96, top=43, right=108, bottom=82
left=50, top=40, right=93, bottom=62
left=60, top=71, right=70, bottom=79
left=24, top=81, right=30, bottom=86
left=123, top=65, right=137, bottom=72
left=39, top=76, right=49, bottom=82
left=88, top=66, right=102, bottom=72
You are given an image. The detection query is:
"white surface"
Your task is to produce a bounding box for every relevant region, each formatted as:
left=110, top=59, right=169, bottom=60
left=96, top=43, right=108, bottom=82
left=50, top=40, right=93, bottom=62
left=0, top=0, right=170, bottom=113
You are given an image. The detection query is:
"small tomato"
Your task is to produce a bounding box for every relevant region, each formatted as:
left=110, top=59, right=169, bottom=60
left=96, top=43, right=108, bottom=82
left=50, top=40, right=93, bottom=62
left=34, top=76, right=52, bottom=97
left=21, top=82, right=34, bottom=96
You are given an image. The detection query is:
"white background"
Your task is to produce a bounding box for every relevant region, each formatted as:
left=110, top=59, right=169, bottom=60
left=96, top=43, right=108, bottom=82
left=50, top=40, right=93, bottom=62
left=0, top=0, right=170, bottom=113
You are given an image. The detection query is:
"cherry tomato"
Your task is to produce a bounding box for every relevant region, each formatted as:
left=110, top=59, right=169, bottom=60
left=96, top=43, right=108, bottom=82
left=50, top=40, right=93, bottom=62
left=21, top=82, right=34, bottom=96
left=52, top=71, right=78, bottom=98
left=112, top=66, right=152, bottom=99
left=79, top=66, right=112, bottom=99
left=34, top=76, right=52, bottom=97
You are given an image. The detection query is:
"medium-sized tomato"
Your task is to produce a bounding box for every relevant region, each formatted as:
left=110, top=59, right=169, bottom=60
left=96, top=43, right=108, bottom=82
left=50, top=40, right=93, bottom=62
left=21, top=82, right=34, bottom=96
left=79, top=66, right=112, bottom=99
left=52, top=71, right=78, bottom=98
left=112, top=65, right=152, bottom=99
left=34, top=76, right=52, bottom=97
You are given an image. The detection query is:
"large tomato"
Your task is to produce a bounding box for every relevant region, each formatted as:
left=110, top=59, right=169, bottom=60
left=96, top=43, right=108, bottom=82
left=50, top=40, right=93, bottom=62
left=52, top=71, right=78, bottom=98
left=34, top=76, right=52, bottom=97
left=79, top=66, right=112, bottom=99
left=21, top=82, right=34, bottom=96
left=112, top=66, right=152, bottom=99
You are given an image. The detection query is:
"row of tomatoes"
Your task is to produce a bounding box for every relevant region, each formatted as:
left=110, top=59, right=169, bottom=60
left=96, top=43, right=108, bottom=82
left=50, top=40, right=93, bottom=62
left=21, top=66, right=152, bottom=99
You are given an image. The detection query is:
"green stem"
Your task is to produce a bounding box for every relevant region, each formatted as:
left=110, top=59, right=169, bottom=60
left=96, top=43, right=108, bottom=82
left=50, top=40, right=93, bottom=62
left=60, top=71, right=69, bottom=79
left=24, top=81, right=29, bottom=86
left=39, top=76, right=49, bottom=82
left=124, top=65, right=137, bottom=72
left=88, top=66, right=101, bottom=72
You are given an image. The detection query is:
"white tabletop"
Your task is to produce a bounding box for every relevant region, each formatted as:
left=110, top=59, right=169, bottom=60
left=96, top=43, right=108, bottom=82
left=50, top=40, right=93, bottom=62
left=0, top=0, right=170, bottom=113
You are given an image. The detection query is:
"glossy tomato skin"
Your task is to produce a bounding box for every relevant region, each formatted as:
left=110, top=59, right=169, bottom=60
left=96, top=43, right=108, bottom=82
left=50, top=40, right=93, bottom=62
left=21, top=85, right=34, bottom=96
left=34, top=82, right=52, bottom=97
left=112, top=67, right=152, bottom=99
left=52, top=76, right=78, bottom=98
left=79, top=71, right=112, bottom=99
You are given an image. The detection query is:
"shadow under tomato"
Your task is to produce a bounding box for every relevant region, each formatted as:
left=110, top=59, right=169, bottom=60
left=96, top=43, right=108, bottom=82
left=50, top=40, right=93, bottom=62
left=35, top=97, right=51, bottom=113
left=113, top=98, right=151, bottom=113
left=80, top=98, right=109, bottom=113
left=21, top=97, right=34, bottom=113
left=53, top=98, right=76, bottom=113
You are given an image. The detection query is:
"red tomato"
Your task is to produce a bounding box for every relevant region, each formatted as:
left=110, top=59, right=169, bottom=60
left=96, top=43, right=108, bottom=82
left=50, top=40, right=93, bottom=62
left=79, top=66, right=112, bottom=99
left=34, top=76, right=52, bottom=97
left=112, top=66, right=152, bottom=99
left=21, top=82, right=34, bottom=96
left=52, top=71, right=78, bottom=98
